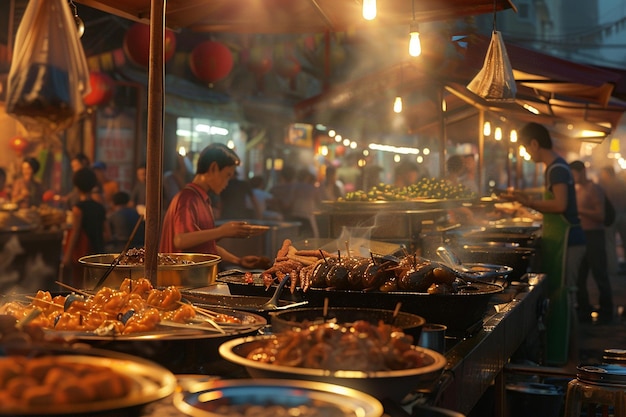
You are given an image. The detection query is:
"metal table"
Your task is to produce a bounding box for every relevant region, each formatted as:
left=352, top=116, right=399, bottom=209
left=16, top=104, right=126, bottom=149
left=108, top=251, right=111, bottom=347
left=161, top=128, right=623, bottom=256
left=431, top=274, right=548, bottom=415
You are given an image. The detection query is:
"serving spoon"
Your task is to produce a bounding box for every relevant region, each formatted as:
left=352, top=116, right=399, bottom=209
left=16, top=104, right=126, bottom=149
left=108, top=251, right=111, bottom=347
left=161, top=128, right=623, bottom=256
left=260, top=274, right=291, bottom=310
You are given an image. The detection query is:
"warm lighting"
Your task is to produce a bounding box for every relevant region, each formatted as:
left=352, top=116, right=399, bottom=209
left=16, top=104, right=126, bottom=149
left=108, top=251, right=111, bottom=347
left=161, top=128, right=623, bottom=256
left=227, top=140, right=235, bottom=149
left=417, top=155, right=424, bottom=163
left=442, top=99, right=447, bottom=112
left=409, top=22, right=422, bottom=57
left=369, top=143, right=420, bottom=155
left=363, top=149, right=369, bottom=156
left=423, top=148, right=430, bottom=155
left=510, top=129, right=518, bottom=143
left=362, top=0, right=376, bottom=20
left=274, top=158, right=284, bottom=170
left=343, top=138, right=351, bottom=146
left=349, top=141, right=357, bottom=149
left=610, top=138, right=620, bottom=153
left=357, top=158, right=367, bottom=167
left=483, top=121, right=491, bottom=136
left=320, top=145, right=329, bottom=156
left=394, top=154, right=401, bottom=162
left=581, top=130, right=606, bottom=138
left=328, top=130, right=336, bottom=137
left=522, top=103, right=540, bottom=115
left=494, top=127, right=502, bottom=141
left=178, top=146, right=186, bottom=156
left=393, top=96, right=403, bottom=113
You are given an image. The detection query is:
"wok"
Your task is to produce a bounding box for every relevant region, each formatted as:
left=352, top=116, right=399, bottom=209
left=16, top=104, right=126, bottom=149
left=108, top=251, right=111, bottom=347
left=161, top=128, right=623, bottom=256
left=270, top=307, right=426, bottom=341
left=453, top=244, right=536, bottom=282
left=220, top=274, right=502, bottom=334
left=219, top=335, right=446, bottom=403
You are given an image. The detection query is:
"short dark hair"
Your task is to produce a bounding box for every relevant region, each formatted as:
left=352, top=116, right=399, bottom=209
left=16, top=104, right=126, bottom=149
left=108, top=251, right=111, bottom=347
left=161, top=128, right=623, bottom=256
left=196, top=143, right=240, bottom=174
left=72, top=153, right=90, bottom=167
left=519, top=122, right=553, bottom=149
left=24, top=157, right=40, bottom=174
left=112, top=191, right=130, bottom=206
left=446, top=155, right=464, bottom=175
left=569, top=160, right=586, bottom=172
left=73, top=168, right=98, bottom=193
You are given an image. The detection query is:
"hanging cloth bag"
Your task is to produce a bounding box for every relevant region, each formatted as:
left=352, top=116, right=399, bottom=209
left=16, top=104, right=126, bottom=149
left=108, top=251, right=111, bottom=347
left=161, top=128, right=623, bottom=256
left=6, top=0, right=90, bottom=133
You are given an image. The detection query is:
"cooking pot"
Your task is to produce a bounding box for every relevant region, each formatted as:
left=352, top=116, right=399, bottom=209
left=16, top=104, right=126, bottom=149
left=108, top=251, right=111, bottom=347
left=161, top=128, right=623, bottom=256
left=452, top=244, right=536, bottom=282
left=270, top=307, right=426, bottom=341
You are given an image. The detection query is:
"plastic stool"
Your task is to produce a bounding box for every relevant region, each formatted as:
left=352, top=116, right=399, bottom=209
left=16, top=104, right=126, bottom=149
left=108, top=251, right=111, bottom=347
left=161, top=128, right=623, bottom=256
left=563, top=364, right=626, bottom=417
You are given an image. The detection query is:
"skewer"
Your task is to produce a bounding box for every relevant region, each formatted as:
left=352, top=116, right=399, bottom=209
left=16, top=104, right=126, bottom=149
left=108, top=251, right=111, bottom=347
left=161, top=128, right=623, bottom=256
left=323, top=297, right=329, bottom=320
left=345, top=240, right=351, bottom=258
left=25, top=296, right=64, bottom=309
left=319, top=249, right=328, bottom=264
left=392, top=301, right=402, bottom=319
left=54, top=281, right=92, bottom=297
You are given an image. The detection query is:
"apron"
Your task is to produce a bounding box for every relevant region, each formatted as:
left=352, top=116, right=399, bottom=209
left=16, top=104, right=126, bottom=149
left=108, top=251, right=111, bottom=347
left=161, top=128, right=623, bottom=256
left=541, top=192, right=572, bottom=366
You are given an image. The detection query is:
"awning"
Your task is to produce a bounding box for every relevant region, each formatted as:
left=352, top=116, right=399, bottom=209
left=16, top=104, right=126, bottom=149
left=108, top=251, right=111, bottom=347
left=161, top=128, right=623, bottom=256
left=295, top=34, right=626, bottom=140
left=75, top=0, right=516, bottom=33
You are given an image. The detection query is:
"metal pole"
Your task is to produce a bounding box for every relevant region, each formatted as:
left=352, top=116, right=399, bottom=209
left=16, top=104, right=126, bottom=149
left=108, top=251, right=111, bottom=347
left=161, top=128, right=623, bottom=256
left=144, top=0, right=166, bottom=284
left=478, top=110, right=485, bottom=195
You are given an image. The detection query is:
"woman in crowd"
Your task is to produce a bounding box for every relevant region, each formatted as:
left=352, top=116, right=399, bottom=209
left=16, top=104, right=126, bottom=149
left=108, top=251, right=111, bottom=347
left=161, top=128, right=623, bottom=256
left=11, top=157, right=43, bottom=209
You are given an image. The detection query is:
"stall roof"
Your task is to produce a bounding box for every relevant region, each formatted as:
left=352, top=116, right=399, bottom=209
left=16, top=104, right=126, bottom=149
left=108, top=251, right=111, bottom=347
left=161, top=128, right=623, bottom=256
left=75, top=0, right=516, bottom=33
left=295, top=34, right=626, bottom=141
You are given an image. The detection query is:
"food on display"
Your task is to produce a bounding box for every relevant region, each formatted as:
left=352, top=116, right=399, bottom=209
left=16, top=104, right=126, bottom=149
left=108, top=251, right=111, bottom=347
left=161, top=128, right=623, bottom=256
left=260, top=239, right=459, bottom=294
left=0, top=278, right=242, bottom=335
left=245, top=320, right=433, bottom=372
left=198, top=403, right=350, bottom=417
left=339, top=180, right=476, bottom=202
left=0, top=356, right=133, bottom=407
left=119, top=248, right=195, bottom=265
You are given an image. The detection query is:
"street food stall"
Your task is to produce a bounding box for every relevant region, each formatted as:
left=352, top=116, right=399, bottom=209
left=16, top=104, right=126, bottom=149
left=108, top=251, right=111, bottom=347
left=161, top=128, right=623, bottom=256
left=2, top=0, right=625, bottom=416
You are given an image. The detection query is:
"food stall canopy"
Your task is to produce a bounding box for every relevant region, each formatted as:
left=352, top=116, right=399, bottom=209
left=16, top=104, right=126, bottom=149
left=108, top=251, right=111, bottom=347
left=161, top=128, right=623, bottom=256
left=75, top=0, right=516, bottom=33
left=296, top=33, right=626, bottom=141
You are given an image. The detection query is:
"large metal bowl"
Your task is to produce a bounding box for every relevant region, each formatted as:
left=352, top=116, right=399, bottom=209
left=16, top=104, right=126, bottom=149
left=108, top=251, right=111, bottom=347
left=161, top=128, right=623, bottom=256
left=270, top=307, right=426, bottom=341
left=79, top=253, right=220, bottom=288
left=174, top=378, right=384, bottom=417
left=219, top=335, right=447, bottom=402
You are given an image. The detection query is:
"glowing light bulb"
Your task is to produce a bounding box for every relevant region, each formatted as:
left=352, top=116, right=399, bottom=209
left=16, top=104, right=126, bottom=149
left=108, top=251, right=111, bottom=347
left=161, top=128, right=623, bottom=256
left=362, top=0, right=376, bottom=20
left=494, top=127, right=502, bottom=141
left=409, top=22, right=421, bottom=57
left=483, top=121, right=491, bottom=136
left=393, top=96, right=403, bottom=113
left=510, top=129, right=518, bottom=143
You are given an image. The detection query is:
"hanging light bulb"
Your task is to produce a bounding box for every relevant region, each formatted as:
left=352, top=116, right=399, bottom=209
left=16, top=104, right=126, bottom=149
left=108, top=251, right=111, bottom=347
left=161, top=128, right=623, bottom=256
left=362, top=0, right=377, bottom=20
left=483, top=121, right=491, bottom=136
left=494, top=126, right=503, bottom=141
left=510, top=129, right=518, bottom=143
left=393, top=96, right=403, bottom=113
left=69, top=0, right=85, bottom=37
left=409, top=22, right=421, bottom=57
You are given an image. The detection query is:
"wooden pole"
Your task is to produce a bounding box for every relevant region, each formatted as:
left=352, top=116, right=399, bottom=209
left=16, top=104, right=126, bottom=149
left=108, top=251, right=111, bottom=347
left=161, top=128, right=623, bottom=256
left=144, top=0, right=166, bottom=284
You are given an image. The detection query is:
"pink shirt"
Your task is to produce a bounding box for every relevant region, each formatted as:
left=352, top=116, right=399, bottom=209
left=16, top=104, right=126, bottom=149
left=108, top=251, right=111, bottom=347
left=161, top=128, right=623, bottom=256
left=159, top=183, right=218, bottom=255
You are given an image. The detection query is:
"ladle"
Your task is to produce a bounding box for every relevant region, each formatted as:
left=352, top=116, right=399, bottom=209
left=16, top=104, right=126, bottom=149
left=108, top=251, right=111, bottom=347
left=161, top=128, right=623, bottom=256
left=436, top=246, right=470, bottom=273
left=260, top=274, right=290, bottom=310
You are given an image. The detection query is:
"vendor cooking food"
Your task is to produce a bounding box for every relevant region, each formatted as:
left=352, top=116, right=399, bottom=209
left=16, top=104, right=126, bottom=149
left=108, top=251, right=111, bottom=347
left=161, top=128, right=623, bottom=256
left=159, top=143, right=268, bottom=269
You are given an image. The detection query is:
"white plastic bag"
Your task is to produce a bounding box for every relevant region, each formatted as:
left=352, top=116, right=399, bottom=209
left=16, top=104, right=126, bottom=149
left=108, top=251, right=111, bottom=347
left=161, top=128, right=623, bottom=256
left=467, top=31, right=516, bottom=102
left=6, top=0, right=90, bottom=132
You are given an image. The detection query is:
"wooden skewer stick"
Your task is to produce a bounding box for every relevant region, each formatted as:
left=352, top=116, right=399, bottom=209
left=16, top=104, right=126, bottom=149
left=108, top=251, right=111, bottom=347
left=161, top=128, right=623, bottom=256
left=54, top=281, right=92, bottom=297
left=25, top=296, right=64, bottom=309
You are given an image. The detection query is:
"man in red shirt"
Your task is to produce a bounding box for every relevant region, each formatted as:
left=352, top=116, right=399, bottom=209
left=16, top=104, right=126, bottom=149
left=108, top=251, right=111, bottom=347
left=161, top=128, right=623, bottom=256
left=160, top=143, right=264, bottom=268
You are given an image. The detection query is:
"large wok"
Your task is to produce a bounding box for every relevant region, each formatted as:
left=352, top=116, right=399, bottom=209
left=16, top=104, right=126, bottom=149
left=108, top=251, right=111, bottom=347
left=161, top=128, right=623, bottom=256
left=221, top=274, right=502, bottom=335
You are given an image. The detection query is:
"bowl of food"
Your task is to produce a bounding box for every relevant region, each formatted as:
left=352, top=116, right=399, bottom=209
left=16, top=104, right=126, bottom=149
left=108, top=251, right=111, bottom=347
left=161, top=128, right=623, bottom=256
left=219, top=321, right=446, bottom=402
left=270, top=307, right=426, bottom=341
left=79, top=250, right=220, bottom=288
left=174, top=378, right=384, bottom=417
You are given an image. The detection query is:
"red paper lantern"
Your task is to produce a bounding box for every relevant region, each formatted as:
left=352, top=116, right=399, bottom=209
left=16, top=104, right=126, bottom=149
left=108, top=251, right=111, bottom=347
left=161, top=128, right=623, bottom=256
left=83, top=72, right=115, bottom=106
left=123, top=23, right=176, bottom=68
left=190, top=41, right=234, bottom=83
left=274, top=56, right=301, bottom=79
left=9, top=136, right=28, bottom=153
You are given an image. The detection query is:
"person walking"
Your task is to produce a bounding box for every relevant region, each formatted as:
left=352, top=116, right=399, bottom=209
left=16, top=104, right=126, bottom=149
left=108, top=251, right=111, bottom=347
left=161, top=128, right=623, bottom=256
left=159, top=143, right=266, bottom=269
left=503, top=122, right=586, bottom=366
left=570, top=161, right=614, bottom=323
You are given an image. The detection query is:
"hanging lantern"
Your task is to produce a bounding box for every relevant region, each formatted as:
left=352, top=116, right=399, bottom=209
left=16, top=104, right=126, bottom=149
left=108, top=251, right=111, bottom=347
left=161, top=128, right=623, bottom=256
left=123, top=23, right=176, bottom=68
left=83, top=72, right=115, bottom=106
left=9, top=136, right=28, bottom=154
left=189, top=41, right=234, bottom=83
left=242, top=46, right=273, bottom=75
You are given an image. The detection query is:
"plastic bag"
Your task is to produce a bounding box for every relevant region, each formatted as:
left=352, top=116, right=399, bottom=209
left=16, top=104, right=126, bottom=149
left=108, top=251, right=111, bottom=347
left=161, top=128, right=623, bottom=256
left=467, top=31, right=516, bottom=102
left=6, top=0, right=90, bottom=133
